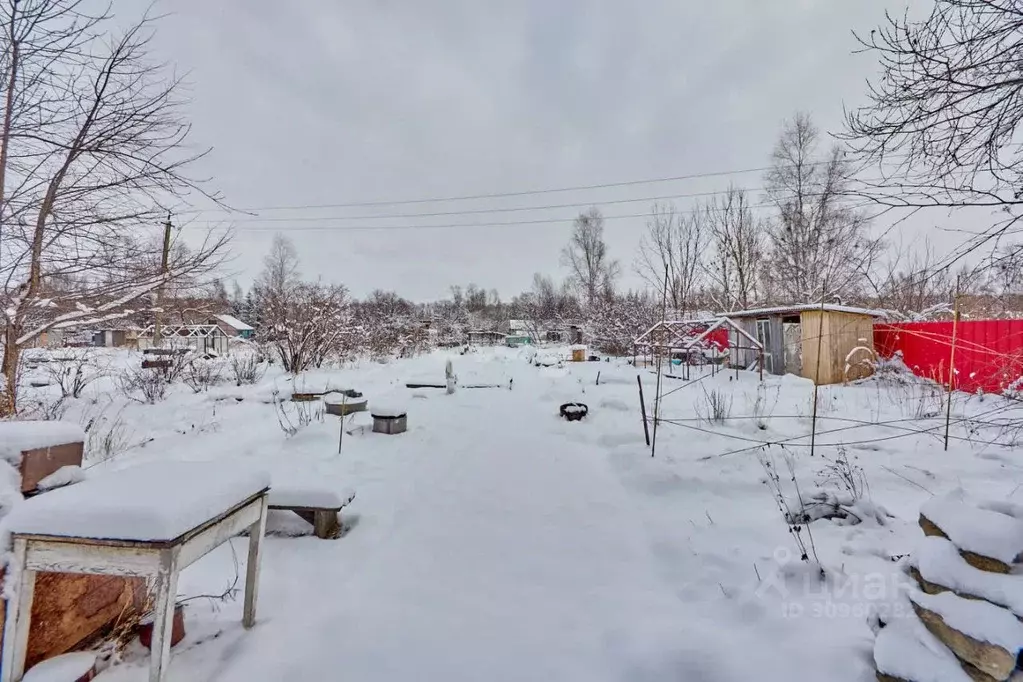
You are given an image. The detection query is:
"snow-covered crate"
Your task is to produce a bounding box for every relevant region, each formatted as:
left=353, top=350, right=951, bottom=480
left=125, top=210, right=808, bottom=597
left=0, top=421, right=85, bottom=493
left=323, top=394, right=368, bottom=417
left=371, top=406, right=407, bottom=435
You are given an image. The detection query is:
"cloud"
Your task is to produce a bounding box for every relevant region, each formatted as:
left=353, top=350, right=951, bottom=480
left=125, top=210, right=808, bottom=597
left=139, top=0, right=915, bottom=299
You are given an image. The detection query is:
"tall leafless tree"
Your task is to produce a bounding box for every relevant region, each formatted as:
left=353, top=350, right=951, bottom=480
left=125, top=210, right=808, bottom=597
left=764, top=114, right=880, bottom=303
left=703, top=186, right=763, bottom=311
left=843, top=1, right=1023, bottom=266
left=561, top=208, right=619, bottom=308
left=0, top=2, right=229, bottom=413
left=635, top=202, right=706, bottom=316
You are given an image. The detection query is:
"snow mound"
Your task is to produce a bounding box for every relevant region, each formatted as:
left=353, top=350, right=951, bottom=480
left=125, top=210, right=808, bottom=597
left=322, top=393, right=365, bottom=407
left=3, top=461, right=270, bottom=541
left=0, top=421, right=85, bottom=464
left=921, top=493, right=1023, bottom=565
left=910, top=590, right=1023, bottom=652
left=873, top=612, right=972, bottom=682
left=371, top=404, right=407, bottom=418
left=22, top=651, right=96, bottom=682
left=784, top=489, right=890, bottom=526
left=36, top=465, right=86, bottom=492
left=912, top=536, right=1023, bottom=617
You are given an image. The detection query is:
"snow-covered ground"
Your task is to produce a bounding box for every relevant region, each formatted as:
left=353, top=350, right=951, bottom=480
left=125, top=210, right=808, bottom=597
left=11, top=346, right=1023, bottom=681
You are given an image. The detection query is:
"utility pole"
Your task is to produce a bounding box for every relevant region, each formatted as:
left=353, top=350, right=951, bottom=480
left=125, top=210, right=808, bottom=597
left=152, top=212, right=172, bottom=348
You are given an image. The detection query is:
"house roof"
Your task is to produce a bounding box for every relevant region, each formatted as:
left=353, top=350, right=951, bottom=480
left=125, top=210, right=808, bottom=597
left=718, top=304, right=887, bottom=319
left=213, top=314, right=254, bottom=332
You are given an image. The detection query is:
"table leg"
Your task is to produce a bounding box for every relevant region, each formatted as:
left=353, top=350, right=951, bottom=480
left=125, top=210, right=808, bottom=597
left=1, top=539, right=34, bottom=682
left=149, top=555, right=179, bottom=682
left=243, top=495, right=268, bottom=629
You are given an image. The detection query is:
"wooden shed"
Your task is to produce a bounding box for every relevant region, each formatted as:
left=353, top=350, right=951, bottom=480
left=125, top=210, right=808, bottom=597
left=721, top=304, right=884, bottom=385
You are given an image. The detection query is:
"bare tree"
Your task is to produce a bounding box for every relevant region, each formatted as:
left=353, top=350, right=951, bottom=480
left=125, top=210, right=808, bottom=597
left=764, top=114, right=879, bottom=303
left=255, top=234, right=299, bottom=297
left=0, top=3, right=229, bottom=413
left=703, top=187, right=763, bottom=310
left=635, top=202, right=706, bottom=316
left=843, top=1, right=1023, bottom=265
left=866, top=240, right=956, bottom=317
left=261, top=281, right=352, bottom=373
left=561, top=208, right=619, bottom=307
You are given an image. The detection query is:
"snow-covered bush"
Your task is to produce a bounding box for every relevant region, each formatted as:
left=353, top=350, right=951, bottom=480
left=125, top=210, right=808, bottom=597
left=817, top=446, right=868, bottom=500
left=757, top=449, right=822, bottom=570
left=44, top=350, right=105, bottom=399
left=271, top=391, right=323, bottom=437
left=230, top=353, right=266, bottom=386
left=698, top=387, right=732, bottom=424
left=118, top=367, right=169, bottom=404
left=80, top=404, right=134, bottom=462
left=21, top=395, right=69, bottom=421
left=748, top=382, right=778, bottom=431
left=182, top=358, right=224, bottom=394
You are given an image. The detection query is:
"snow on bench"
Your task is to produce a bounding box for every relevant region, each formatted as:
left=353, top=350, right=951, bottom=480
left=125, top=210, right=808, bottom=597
left=268, top=486, right=355, bottom=539
left=3, top=461, right=270, bottom=542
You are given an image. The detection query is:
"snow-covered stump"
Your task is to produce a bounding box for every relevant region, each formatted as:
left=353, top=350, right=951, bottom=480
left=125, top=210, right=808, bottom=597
left=873, top=495, right=1023, bottom=682
left=371, top=406, right=407, bottom=435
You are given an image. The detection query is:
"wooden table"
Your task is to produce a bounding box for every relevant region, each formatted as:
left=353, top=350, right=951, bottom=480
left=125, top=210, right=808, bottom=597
left=0, top=464, right=270, bottom=682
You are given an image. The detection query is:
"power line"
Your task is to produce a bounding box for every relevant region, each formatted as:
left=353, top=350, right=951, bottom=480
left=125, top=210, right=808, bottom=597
left=182, top=166, right=778, bottom=215
left=184, top=181, right=892, bottom=225
left=181, top=154, right=908, bottom=216
left=183, top=198, right=878, bottom=234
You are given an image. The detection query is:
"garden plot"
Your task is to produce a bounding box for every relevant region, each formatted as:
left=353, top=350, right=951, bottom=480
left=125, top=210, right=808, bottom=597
left=6, top=346, right=1023, bottom=682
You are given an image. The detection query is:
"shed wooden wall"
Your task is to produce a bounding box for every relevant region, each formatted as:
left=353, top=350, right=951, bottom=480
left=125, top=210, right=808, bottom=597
left=800, top=311, right=875, bottom=385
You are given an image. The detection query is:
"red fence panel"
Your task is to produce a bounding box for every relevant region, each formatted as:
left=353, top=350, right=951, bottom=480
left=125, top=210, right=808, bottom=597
left=874, top=320, right=1023, bottom=393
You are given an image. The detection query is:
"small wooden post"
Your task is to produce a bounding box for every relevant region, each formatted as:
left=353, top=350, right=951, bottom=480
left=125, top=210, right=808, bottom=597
left=243, top=495, right=268, bottom=629
left=1, top=538, right=34, bottom=682
left=637, top=375, right=651, bottom=447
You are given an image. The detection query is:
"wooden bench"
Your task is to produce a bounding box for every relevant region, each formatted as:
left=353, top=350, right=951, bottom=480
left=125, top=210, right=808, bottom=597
left=268, top=488, right=355, bottom=539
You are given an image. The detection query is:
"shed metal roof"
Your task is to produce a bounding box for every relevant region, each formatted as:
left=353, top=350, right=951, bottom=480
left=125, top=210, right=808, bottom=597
left=719, top=304, right=886, bottom=319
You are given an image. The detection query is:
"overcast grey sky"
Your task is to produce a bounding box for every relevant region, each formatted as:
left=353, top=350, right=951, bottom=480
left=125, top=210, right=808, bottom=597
left=135, top=0, right=932, bottom=300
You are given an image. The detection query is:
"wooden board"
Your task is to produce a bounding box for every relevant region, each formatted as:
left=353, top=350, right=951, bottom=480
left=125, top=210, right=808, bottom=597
left=800, top=310, right=875, bottom=385
left=0, top=573, right=146, bottom=670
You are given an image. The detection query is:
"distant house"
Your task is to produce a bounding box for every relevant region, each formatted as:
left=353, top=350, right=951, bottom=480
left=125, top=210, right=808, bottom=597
left=210, top=314, right=254, bottom=339
left=23, top=329, right=64, bottom=349
left=502, top=320, right=583, bottom=344
left=92, top=326, right=139, bottom=349
left=466, top=330, right=506, bottom=346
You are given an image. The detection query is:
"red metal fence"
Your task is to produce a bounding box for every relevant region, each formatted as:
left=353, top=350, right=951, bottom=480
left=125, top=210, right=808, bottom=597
left=874, top=320, right=1023, bottom=394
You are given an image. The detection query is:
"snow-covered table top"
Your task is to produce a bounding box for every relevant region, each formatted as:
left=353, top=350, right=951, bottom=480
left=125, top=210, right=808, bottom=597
left=4, top=461, right=270, bottom=542
left=0, top=420, right=85, bottom=463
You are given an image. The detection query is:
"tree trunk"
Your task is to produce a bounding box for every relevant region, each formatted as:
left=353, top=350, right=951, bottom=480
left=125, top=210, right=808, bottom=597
left=1, top=323, right=21, bottom=416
